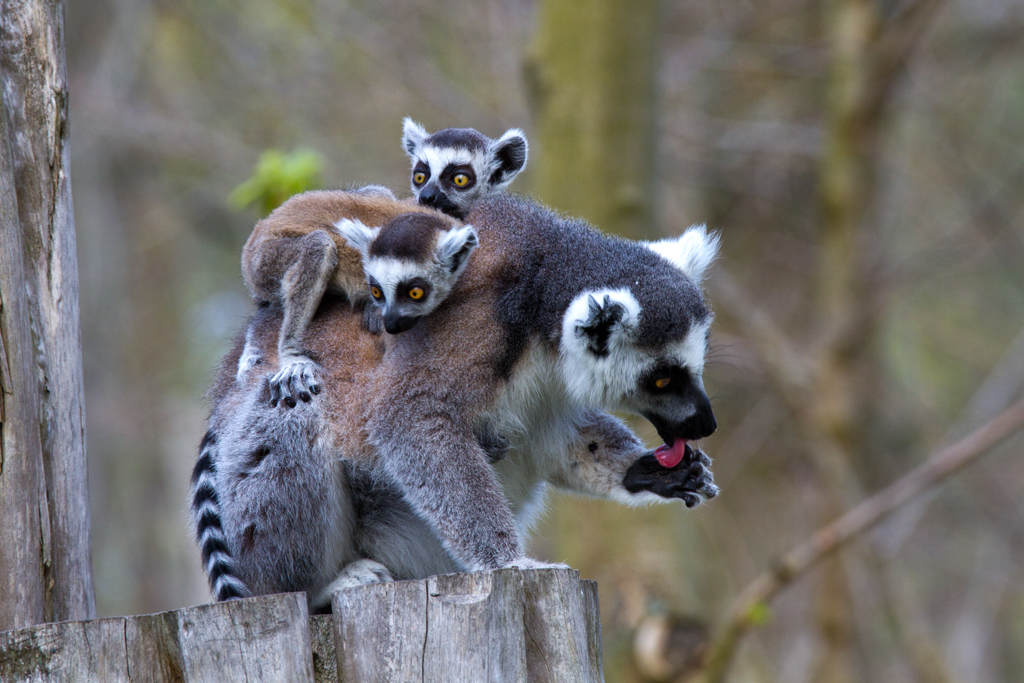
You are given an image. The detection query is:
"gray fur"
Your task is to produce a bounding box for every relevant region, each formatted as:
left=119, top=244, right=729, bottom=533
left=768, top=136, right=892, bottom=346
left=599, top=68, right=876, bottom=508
left=191, top=334, right=716, bottom=609
left=402, top=118, right=528, bottom=219
left=191, top=192, right=720, bottom=608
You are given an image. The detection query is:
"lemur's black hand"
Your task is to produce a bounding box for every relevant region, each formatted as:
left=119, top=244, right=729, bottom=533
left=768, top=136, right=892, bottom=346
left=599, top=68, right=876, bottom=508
left=623, top=445, right=718, bottom=508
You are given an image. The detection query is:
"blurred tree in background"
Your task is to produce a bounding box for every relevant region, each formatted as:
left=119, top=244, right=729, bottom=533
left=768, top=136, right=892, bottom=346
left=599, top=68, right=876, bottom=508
left=66, top=0, right=1024, bottom=681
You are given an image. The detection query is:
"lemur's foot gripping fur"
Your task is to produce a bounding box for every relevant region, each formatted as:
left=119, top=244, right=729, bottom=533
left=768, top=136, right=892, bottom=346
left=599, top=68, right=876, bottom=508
left=622, top=445, right=718, bottom=508
left=269, top=355, right=322, bottom=408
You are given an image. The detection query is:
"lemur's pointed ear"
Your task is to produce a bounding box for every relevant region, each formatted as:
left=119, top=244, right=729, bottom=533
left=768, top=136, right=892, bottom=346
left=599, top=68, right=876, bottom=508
left=487, top=129, right=528, bottom=188
left=334, top=218, right=379, bottom=258
left=402, top=118, right=429, bottom=157
left=435, top=225, right=478, bottom=276
left=571, top=291, right=638, bottom=358
left=644, top=225, right=720, bottom=284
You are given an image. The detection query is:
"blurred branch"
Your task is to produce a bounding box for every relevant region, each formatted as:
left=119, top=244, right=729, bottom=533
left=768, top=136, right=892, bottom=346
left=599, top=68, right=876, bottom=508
left=691, top=394, right=1024, bottom=683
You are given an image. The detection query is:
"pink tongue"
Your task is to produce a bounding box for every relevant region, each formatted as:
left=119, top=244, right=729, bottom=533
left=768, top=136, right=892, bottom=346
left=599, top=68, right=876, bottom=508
left=654, top=440, right=688, bottom=468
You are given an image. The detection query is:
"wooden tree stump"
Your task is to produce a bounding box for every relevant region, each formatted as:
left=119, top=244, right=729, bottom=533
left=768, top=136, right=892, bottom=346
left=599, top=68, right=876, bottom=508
left=0, top=569, right=604, bottom=682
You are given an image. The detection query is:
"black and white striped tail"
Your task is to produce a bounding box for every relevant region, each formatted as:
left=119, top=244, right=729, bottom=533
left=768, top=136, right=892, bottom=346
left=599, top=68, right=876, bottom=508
left=191, top=430, right=249, bottom=601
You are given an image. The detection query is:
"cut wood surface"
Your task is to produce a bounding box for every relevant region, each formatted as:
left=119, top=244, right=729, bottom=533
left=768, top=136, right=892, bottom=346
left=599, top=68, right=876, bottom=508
left=1, top=569, right=604, bottom=682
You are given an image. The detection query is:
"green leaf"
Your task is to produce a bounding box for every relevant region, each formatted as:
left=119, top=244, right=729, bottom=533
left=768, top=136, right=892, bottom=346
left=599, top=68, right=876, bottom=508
left=229, top=148, right=324, bottom=216
left=746, top=602, right=772, bottom=626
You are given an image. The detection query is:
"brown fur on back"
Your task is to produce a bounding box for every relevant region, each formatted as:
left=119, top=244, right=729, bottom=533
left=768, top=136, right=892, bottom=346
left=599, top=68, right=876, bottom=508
left=241, top=191, right=455, bottom=305
left=221, top=190, right=513, bottom=465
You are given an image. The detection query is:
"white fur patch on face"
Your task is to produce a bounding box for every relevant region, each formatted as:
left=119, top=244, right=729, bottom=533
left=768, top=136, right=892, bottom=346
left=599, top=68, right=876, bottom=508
left=558, top=289, right=648, bottom=407
left=416, top=146, right=484, bottom=180
left=644, top=225, right=721, bottom=283
left=672, top=319, right=711, bottom=381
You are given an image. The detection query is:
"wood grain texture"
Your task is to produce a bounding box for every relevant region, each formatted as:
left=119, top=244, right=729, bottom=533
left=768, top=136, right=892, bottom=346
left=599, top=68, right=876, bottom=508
left=333, top=576, right=428, bottom=682
left=332, top=569, right=602, bottom=683
left=0, top=0, right=94, bottom=624
left=0, top=617, right=128, bottom=682
left=522, top=570, right=602, bottom=683
left=1, top=573, right=606, bottom=681
left=1, top=593, right=315, bottom=682
left=0, top=76, right=47, bottom=632
left=309, top=615, right=338, bottom=683
left=423, top=571, right=525, bottom=683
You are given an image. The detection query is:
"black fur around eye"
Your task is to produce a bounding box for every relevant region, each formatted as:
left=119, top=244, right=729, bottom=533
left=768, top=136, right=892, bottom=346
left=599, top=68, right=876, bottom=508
left=401, top=280, right=431, bottom=302
left=443, top=164, right=476, bottom=189
left=643, top=364, right=689, bottom=394
left=412, top=163, right=430, bottom=185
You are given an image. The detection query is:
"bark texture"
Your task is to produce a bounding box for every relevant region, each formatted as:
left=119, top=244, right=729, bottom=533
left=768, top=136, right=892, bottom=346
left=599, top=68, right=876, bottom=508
left=0, top=0, right=94, bottom=628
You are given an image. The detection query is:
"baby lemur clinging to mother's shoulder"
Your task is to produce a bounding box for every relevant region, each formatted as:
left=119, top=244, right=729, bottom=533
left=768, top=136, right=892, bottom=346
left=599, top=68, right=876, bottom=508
left=239, top=120, right=528, bottom=404
left=240, top=190, right=465, bottom=406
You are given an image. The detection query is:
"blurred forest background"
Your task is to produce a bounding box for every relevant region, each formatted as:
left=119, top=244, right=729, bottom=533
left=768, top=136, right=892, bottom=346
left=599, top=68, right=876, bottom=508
left=64, top=0, right=1024, bottom=681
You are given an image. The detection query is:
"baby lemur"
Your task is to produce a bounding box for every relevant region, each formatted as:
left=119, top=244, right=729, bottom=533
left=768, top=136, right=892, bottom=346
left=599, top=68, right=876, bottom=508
left=335, top=214, right=478, bottom=335
left=402, top=118, right=528, bottom=219
left=240, top=121, right=527, bottom=403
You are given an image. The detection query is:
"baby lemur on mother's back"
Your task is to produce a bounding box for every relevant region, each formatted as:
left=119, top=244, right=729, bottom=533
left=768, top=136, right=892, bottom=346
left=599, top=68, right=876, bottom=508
left=240, top=121, right=529, bottom=402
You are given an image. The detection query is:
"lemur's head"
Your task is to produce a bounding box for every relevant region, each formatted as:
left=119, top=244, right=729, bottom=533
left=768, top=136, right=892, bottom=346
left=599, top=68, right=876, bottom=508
left=558, top=226, right=721, bottom=468
left=402, top=118, right=528, bottom=220
left=335, top=212, right=478, bottom=334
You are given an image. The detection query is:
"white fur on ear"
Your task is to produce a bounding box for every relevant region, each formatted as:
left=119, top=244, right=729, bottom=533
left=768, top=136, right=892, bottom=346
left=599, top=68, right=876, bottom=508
left=435, top=225, right=479, bottom=276
left=402, top=118, right=429, bottom=157
left=333, top=218, right=379, bottom=258
left=559, top=288, right=644, bottom=406
left=644, top=225, right=720, bottom=283
left=487, top=129, right=529, bottom=188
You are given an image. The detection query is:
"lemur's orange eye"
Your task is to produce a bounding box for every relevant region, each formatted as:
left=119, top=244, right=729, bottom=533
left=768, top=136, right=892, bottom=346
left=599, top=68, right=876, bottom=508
left=453, top=173, right=470, bottom=187
left=370, top=286, right=383, bottom=300
left=413, top=172, right=427, bottom=185
left=408, top=286, right=425, bottom=300
left=654, top=377, right=671, bottom=389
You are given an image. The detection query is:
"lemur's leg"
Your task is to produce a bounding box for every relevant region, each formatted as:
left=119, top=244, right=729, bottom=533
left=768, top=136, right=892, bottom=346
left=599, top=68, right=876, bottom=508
left=205, top=377, right=357, bottom=605
left=270, top=229, right=338, bottom=407
left=368, top=407, right=555, bottom=572
left=549, top=410, right=718, bottom=509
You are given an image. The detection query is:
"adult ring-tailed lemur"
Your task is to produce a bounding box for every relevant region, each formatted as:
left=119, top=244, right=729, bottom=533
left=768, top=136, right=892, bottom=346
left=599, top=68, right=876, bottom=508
left=192, top=190, right=719, bottom=609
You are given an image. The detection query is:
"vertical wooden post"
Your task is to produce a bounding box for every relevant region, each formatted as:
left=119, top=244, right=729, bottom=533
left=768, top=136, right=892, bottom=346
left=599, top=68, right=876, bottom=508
left=0, top=87, right=48, bottom=632
left=0, top=0, right=95, bottom=628
left=332, top=568, right=603, bottom=683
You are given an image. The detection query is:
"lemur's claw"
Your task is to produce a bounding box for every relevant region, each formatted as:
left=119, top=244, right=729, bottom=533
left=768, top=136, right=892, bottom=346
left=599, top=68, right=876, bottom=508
left=269, top=356, right=321, bottom=408
left=622, top=445, right=718, bottom=505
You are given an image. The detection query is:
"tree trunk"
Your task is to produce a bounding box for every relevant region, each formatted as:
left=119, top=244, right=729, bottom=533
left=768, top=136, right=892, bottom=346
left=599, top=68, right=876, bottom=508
left=0, top=0, right=95, bottom=628
left=526, top=0, right=661, bottom=240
